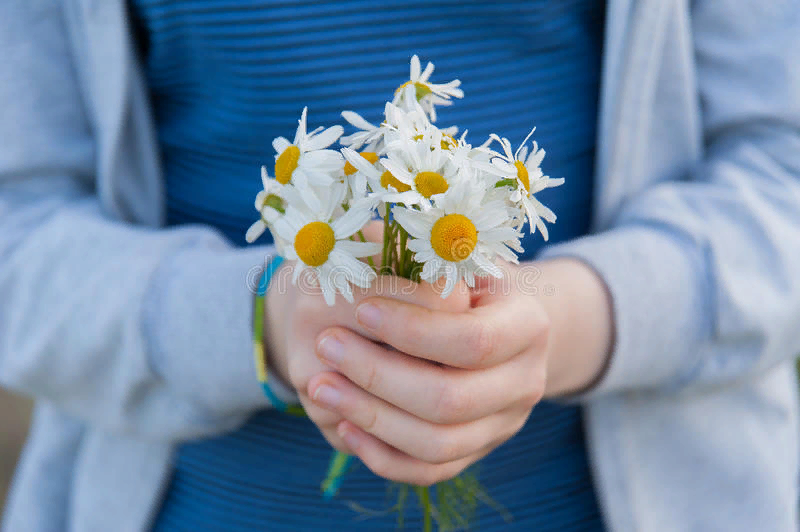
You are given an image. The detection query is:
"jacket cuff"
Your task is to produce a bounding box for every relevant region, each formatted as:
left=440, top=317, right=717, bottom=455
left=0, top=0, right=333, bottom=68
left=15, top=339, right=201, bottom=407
left=143, top=239, right=297, bottom=416
left=538, top=225, right=711, bottom=399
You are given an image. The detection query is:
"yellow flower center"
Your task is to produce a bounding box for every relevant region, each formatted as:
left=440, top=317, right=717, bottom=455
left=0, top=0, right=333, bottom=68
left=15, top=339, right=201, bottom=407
left=343, top=151, right=379, bottom=176
left=395, top=81, right=433, bottom=101
left=430, top=214, right=478, bottom=263
left=411, top=134, right=454, bottom=151
left=275, top=145, right=301, bottom=185
left=294, top=221, right=336, bottom=267
left=515, top=160, right=530, bottom=193
left=380, top=170, right=411, bottom=192
left=414, top=171, right=449, bottom=198
left=441, top=134, right=456, bottom=150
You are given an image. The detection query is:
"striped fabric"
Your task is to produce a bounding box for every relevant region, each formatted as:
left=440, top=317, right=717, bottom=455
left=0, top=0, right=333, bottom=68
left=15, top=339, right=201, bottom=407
left=130, top=0, right=607, bottom=529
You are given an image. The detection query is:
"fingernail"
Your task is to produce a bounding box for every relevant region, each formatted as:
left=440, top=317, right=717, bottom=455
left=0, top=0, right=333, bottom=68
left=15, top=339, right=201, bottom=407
left=356, top=302, right=381, bottom=330
left=338, top=424, right=360, bottom=451
left=317, top=335, right=344, bottom=366
left=312, top=384, right=341, bottom=409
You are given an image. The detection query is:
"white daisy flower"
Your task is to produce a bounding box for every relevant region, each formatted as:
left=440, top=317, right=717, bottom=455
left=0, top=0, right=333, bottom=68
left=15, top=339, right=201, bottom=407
left=379, top=132, right=465, bottom=207
left=271, top=183, right=381, bottom=305
left=486, top=129, right=565, bottom=240
left=342, top=149, right=381, bottom=199
left=393, top=55, right=463, bottom=122
left=272, top=107, right=344, bottom=212
left=341, top=147, right=411, bottom=202
left=246, top=167, right=287, bottom=243
left=339, top=99, right=429, bottom=152
left=393, top=184, right=522, bottom=298
left=339, top=111, right=384, bottom=151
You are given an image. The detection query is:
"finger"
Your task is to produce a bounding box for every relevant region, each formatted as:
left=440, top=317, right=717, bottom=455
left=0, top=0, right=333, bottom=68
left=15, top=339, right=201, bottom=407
left=315, top=327, right=545, bottom=423
left=286, top=269, right=469, bottom=346
left=297, top=392, right=341, bottom=427
left=336, top=421, right=490, bottom=487
left=353, top=294, right=547, bottom=369
left=295, top=394, right=353, bottom=455
left=354, top=220, right=384, bottom=265
left=309, top=372, right=522, bottom=464
left=360, top=220, right=384, bottom=243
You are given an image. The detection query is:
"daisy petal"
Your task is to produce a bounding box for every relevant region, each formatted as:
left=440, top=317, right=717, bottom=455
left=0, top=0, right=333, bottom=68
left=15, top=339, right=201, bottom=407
left=471, top=207, right=508, bottom=231
left=441, top=262, right=458, bottom=298
left=392, top=207, right=432, bottom=238
left=332, top=207, right=373, bottom=239
left=294, top=107, right=308, bottom=145
left=273, top=137, right=291, bottom=154
left=420, top=61, right=435, bottom=81
left=335, top=240, right=382, bottom=258
left=410, top=55, right=421, bottom=80
left=341, top=111, right=376, bottom=131
left=245, top=220, right=266, bottom=243
left=471, top=252, right=503, bottom=278
left=317, top=267, right=337, bottom=306
left=305, top=125, right=344, bottom=151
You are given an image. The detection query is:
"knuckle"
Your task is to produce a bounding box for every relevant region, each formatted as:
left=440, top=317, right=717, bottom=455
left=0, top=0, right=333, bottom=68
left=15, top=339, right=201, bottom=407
left=361, top=404, right=379, bottom=433
left=433, top=381, right=472, bottom=423
left=361, top=359, right=380, bottom=394
left=428, top=434, right=461, bottom=465
left=468, top=320, right=496, bottom=367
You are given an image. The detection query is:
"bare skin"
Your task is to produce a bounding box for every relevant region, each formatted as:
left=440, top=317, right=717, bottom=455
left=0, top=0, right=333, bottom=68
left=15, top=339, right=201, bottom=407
left=265, top=235, right=613, bottom=486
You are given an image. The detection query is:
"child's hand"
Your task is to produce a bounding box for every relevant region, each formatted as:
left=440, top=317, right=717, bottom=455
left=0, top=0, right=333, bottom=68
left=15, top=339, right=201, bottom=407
left=305, top=258, right=613, bottom=486
left=264, top=256, right=470, bottom=455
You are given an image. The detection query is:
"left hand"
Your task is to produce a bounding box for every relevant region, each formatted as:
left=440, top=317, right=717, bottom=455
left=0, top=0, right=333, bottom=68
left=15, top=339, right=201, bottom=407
left=307, top=258, right=612, bottom=487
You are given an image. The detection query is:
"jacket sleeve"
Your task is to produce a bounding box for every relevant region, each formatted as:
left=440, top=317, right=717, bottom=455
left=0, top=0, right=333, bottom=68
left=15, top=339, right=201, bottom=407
left=541, top=0, right=800, bottom=397
left=0, top=1, right=294, bottom=440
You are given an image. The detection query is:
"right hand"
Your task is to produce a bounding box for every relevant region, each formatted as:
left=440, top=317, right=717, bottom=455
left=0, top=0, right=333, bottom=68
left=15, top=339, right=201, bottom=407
left=264, top=252, right=470, bottom=454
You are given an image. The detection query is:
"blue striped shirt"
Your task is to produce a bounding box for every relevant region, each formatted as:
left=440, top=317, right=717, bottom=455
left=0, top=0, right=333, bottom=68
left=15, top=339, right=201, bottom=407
left=130, top=0, right=607, bottom=529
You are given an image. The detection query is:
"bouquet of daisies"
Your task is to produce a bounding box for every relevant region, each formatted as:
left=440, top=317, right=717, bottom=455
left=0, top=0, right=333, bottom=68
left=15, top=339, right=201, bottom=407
left=246, top=55, right=563, bottom=531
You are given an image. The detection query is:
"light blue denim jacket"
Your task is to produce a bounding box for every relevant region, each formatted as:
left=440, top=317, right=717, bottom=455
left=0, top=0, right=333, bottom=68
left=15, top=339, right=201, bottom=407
left=2, top=0, right=800, bottom=530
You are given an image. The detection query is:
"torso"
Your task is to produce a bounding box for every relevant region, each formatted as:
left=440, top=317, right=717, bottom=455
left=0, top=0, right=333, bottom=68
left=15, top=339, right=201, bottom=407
left=130, top=0, right=607, bottom=529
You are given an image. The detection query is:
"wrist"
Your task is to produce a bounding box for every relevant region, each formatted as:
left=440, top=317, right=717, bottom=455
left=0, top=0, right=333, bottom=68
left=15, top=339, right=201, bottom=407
left=533, top=258, right=614, bottom=397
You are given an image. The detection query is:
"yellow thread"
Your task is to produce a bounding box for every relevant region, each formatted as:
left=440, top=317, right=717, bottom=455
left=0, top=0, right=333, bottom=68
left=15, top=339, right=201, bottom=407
left=254, top=343, right=268, bottom=382
left=430, top=214, right=478, bottom=262
left=294, top=221, right=336, bottom=267
left=275, top=145, right=301, bottom=184
left=414, top=171, right=449, bottom=198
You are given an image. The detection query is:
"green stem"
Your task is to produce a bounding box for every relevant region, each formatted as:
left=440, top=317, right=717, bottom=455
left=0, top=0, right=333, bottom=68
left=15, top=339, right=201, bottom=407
left=382, top=203, right=391, bottom=275
left=415, top=486, right=433, bottom=532
left=398, top=226, right=409, bottom=278
left=389, top=221, right=400, bottom=276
